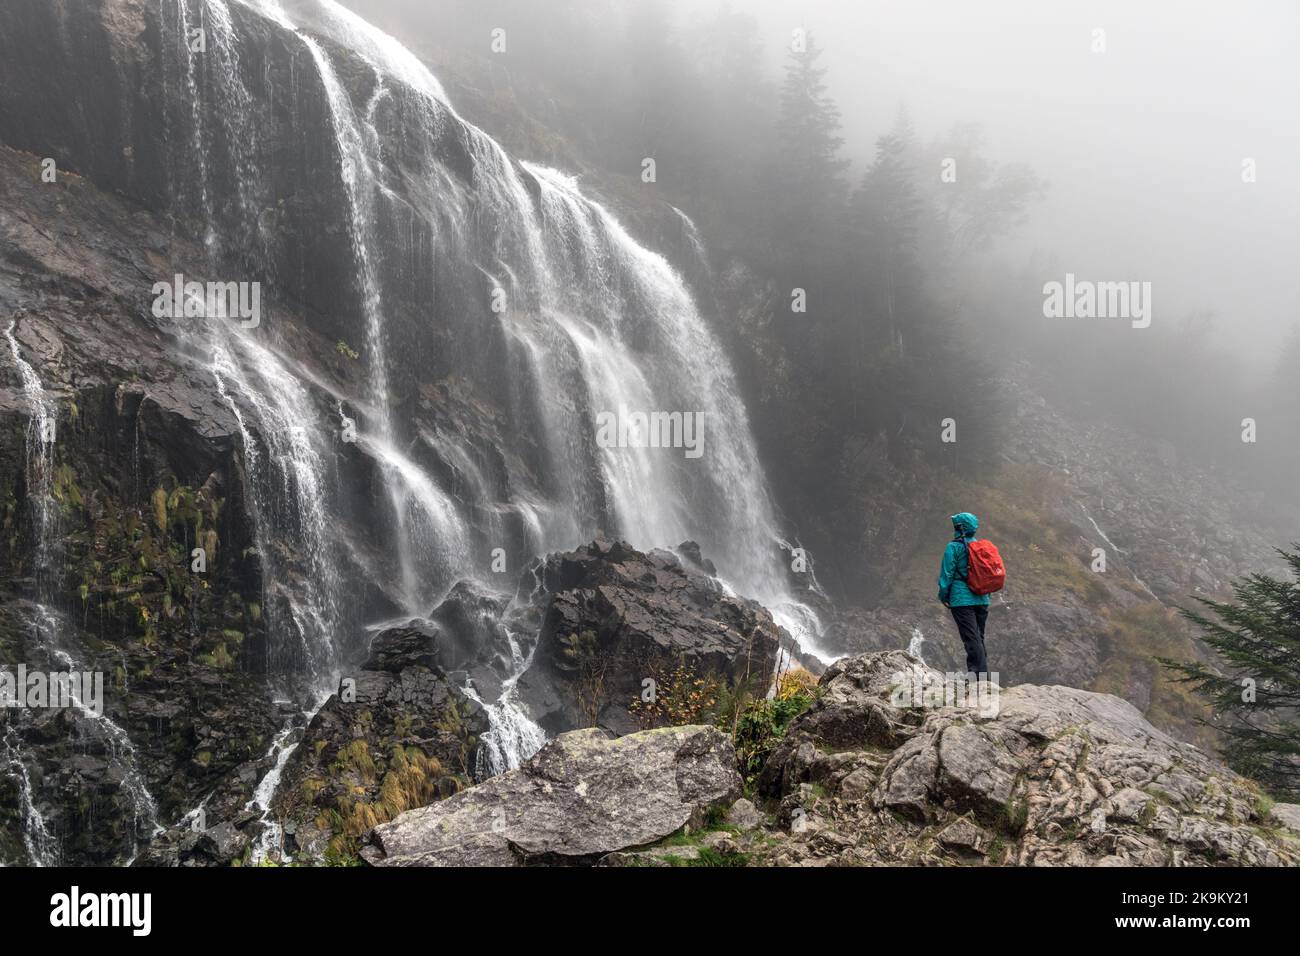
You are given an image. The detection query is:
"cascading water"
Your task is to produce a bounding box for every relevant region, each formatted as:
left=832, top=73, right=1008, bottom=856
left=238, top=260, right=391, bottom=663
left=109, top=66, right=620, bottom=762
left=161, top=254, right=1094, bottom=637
left=908, top=626, right=927, bottom=662
left=29, top=606, right=162, bottom=861
left=210, top=333, right=344, bottom=683
left=209, top=328, right=355, bottom=859
left=4, top=320, right=55, bottom=576
left=1, top=726, right=56, bottom=866
left=464, top=567, right=548, bottom=778
left=3, top=321, right=161, bottom=863
left=153, top=0, right=832, bottom=800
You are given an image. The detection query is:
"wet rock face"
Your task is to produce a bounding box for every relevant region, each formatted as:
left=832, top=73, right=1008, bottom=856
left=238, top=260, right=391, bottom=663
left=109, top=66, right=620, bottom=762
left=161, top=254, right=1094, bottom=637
left=141, top=615, right=493, bottom=866
left=363, top=724, right=741, bottom=866
left=513, top=539, right=784, bottom=737
left=0, top=0, right=366, bottom=341
left=751, top=652, right=1299, bottom=867
left=0, top=146, right=290, bottom=865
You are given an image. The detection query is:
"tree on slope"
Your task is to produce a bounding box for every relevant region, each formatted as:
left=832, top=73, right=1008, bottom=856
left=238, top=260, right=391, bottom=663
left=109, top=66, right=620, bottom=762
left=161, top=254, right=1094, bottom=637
left=1163, top=547, right=1300, bottom=799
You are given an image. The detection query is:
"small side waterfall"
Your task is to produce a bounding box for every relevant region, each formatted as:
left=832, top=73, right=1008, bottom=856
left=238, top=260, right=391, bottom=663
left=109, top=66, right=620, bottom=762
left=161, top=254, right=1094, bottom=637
left=465, top=568, right=548, bottom=777
left=908, top=626, right=927, bottom=662
left=1, top=726, right=56, bottom=866
left=4, top=320, right=56, bottom=578
left=3, top=321, right=161, bottom=864
left=296, top=32, right=392, bottom=430
left=30, top=606, right=162, bottom=860
left=241, top=691, right=330, bottom=864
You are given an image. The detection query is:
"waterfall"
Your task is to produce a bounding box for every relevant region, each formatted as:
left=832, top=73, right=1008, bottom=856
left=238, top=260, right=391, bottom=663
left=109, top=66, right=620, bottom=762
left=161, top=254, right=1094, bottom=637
left=29, top=606, right=162, bottom=858
left=295, top=33, right=392, bottom=430
left=3, top=319, right=61, bottom=865
left=170, top=0, right=218, bottom=254
left=672, top=206, right=712, bottom=277
left=242, top=691, right=330, bottom=864
left=1079, top=501, right=1161, bottom=602
left=155, top=0, right=831, bottom=783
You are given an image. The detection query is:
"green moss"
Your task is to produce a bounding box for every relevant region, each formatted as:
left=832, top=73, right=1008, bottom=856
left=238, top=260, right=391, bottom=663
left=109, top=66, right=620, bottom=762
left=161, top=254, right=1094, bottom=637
left=986, top=836, right=1009, bottom=864
left=150, top=487, right=168, bottom=532
left=199, top=643, right=234, bottom=668
left=1138, top=799, right=1158, bottom=827
left=331, top=740, right=376, bottom=784
left=681, top=846, right=749, bottom=867
left=727, top=682, right=819, bottom=789
left=51, top=463, right=84, bottom=512
left=999, top=798, right=1029, bottom=836
left=300, top=778, right=325, bottom=801
left=1255, top=794, right=1276, bottom=820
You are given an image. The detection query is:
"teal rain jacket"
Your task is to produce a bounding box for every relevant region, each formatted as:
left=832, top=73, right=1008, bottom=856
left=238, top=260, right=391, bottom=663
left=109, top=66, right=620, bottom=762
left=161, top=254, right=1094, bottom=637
left=937, top=512, right=990, bottom=608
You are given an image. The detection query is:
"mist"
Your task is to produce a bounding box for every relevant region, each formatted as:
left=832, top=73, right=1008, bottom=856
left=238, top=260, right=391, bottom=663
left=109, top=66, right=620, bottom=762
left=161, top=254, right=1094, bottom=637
left=743, top=0, right=1300, bottom=363
left=351, top=0, right=1299, bottom=366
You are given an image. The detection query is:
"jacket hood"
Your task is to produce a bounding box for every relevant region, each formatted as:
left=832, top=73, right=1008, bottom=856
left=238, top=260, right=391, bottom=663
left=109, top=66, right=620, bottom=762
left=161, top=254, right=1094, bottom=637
left=951, top=512, right=979, bottom=538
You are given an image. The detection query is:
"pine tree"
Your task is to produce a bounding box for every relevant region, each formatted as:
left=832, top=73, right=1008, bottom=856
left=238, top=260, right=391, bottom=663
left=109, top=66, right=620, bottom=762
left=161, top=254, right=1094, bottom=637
left=771, top=34, right=847, bottom=262
left=1162, top=547, right=1300, bottom=798
left=850, top=110, right=924, bottom=350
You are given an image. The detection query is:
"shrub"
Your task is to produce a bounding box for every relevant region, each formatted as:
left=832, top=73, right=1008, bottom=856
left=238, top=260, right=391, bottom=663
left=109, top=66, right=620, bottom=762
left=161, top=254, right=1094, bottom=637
left=728, top=675, right=819, bottom=787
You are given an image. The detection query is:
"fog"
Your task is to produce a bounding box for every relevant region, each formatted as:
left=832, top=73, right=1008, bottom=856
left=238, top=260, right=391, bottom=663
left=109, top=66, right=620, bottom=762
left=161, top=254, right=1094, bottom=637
left=349, top=0, right=1298, bottom=365
left=727, top=0, right=1300, bottom=364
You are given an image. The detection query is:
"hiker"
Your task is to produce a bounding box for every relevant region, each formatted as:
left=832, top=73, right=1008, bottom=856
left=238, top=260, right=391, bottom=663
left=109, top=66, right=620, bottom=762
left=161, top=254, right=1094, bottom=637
left=937, top=511, right=1003, bottom=678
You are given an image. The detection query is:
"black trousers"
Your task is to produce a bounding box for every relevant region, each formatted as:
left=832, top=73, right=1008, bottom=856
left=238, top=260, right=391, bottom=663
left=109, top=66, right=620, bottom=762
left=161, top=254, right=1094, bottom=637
left=949, top=605, right=989, bottom=677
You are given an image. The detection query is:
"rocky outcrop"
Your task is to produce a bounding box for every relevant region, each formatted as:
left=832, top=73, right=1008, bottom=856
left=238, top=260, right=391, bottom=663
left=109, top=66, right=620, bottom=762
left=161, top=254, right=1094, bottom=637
left=138, top=613, right=493, bottom=866
left=747, top=651, right=1298, bottom=866
left=264, top=620, right=491, bottom=864
left=513, top=539, right=787, bottom=736
left=363, top=724, right=740, bottom=866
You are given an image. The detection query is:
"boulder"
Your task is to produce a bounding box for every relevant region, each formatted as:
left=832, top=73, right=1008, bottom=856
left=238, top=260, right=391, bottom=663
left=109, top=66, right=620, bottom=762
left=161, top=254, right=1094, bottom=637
left=364, top=725, right=740, bottom=866
left=514, top=539, right=785, bottom=736
left=727, top=797, right=762, bottom=831
left=1272, top=803, right=1300, bottom=834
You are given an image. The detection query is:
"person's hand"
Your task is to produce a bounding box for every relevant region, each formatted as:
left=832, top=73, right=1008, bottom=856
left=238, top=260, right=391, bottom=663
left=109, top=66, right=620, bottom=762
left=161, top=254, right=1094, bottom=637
left=941, top=600, right=949, bottom=608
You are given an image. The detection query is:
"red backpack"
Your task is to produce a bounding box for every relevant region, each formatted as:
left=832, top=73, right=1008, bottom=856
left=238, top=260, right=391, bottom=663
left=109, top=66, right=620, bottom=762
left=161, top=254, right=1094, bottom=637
left=965, top=539, right=1006, bottom=595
